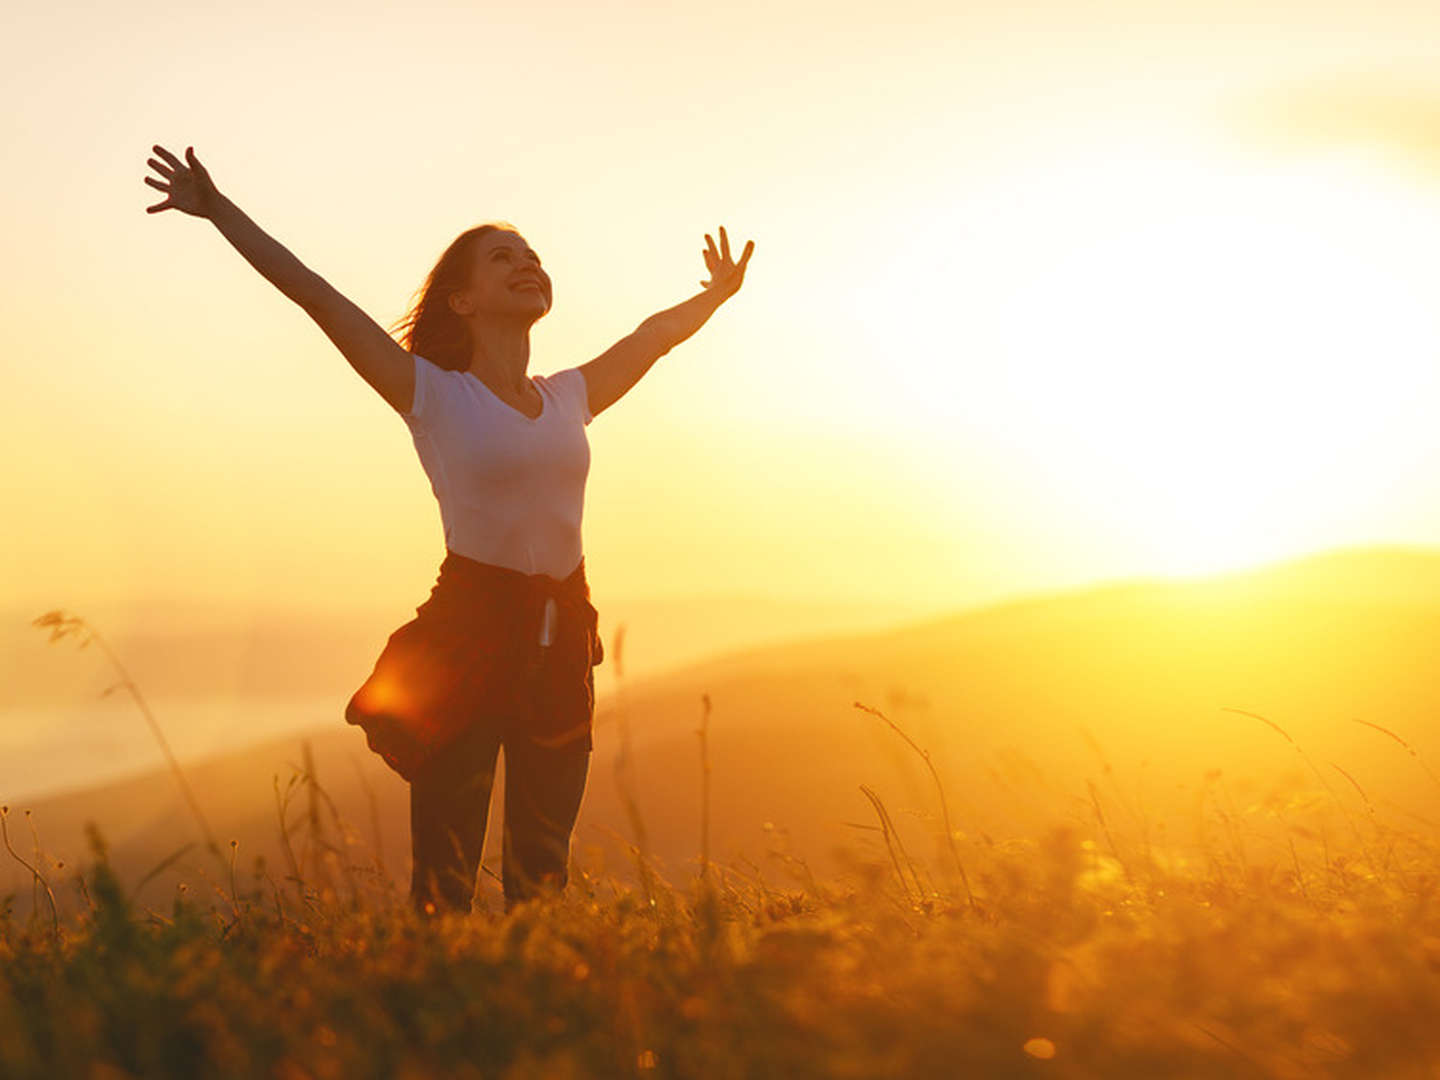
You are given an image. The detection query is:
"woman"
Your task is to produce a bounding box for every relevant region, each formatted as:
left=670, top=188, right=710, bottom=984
left=143, top=144, right=753, bottom=914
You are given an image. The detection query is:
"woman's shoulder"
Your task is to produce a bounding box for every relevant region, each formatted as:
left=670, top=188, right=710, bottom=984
left=414, top=353, right=479, bottom=396
left=405, top=353, right=471, bottom=425
left=534, top=368, right=591, bottom=421
left=414, top=352, right=463, bottom=377
left=533, top=367, right=580, bottom=390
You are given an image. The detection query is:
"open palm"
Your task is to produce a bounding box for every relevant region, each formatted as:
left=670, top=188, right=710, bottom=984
left=701, top=226, right=754, bottom=299
left=144, top=145, right=221, bottom=218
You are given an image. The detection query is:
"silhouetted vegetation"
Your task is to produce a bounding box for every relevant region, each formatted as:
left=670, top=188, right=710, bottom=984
left=3, top=708, right=1440, bottom=1078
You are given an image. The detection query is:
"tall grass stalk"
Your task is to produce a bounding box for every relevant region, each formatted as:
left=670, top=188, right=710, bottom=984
left=32, top=611, right=221, bottom=860
left=859, top=784, right=920, bottom=903
left=697, top=693, right=713, bottom=885
left=351, top=755, right=390, bottom=889
left=303, top=741, right=329, bottom=893
left=1087, top=780, right=1130, bottom=881
left=1352, top=717, right=1440, bottom=795
left=609, top=624, right=656, bottom=908
left=1288, top=836, right=1310, bottom=903
left=273, top=773, right=304, bottom=893
left=0, top=805, right=58, bottom=938
left=1223, top=707, right=1384, bottom=882
left=227, top=839, right=242, bottom=926
left=854, top=702, right=976, bottom=908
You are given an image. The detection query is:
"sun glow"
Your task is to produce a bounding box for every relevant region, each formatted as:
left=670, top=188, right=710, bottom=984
left=862, top=145, right=1440, bottom=579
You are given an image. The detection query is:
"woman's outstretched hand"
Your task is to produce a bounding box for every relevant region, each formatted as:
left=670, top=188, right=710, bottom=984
left=579, top=226, right=756, bottom=416
left=701, top=226, right=754, bottom=300
left=144, top=145, right=223, bottom=218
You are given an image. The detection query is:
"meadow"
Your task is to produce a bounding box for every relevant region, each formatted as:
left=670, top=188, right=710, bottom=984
left=6, top=550, right=1440, bottom=1078
left=3, top=732, right=1439, bottom=1079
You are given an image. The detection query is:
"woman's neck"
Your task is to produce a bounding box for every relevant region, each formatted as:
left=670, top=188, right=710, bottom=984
left=467, top=322, right=532, bottom=393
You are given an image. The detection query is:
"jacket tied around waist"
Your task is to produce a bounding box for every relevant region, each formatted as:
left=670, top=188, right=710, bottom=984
left=345, top=552, right=603, bottom=781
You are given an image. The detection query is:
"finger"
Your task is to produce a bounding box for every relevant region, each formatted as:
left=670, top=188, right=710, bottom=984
left=152, top=144, right=183, bottom=169
left=185, top=146, right=208, bottom=175
left=145, top=199, right=172, bottom=214
left=143, top=176, right=169, bottom=192
left=704, top=233, right=718, bottom=262
left=147, top=157, right=174, bottom=178
left=719, top=226, right=731, bottom=263
left=736, top=239, right=754, bottom=273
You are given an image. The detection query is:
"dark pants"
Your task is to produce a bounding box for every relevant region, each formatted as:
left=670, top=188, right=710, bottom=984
left=409, top=719, right=590, bottom=914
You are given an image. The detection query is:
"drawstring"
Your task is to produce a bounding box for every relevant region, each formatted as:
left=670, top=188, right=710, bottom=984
left=426, top=550, right=598, bottom=672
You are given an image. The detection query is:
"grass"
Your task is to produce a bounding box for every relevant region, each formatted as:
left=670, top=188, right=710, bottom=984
left=5, top=613, right=1440, bottom=1077
left=4, top=800, right=1440, bottom=1079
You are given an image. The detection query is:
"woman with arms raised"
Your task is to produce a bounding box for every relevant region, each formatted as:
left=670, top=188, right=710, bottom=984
left=143, top=144, right=753, bottom=914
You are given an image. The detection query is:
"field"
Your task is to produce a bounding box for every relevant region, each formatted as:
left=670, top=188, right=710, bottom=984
left=6, top=550, right=1440, bottom=1077
left=3, top=758, right=1439, bottom=1079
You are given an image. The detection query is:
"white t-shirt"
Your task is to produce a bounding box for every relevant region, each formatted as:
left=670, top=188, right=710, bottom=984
left=402, top=353, right=592, bottom=581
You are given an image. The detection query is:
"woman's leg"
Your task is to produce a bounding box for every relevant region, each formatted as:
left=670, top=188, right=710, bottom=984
left=408, top=721, right=503, bottom=914
left=500, top=739, right=591, bottom=909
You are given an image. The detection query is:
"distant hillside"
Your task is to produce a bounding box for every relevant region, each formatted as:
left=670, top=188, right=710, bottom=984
left=9, top=546, right=1440, bottom=910
left=0, top=591, right=917, bottom=800
left=0, top=593, right=917, bottom=708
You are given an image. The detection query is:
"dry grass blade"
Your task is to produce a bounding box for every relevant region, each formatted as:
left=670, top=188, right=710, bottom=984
left=1224, top=708, right=1384, bottom=883
left=697, top=694, right=712, bottom=884
left=1193, top=1024, right=1268, bottom=1072
left=227, top=840, right=242, bottom=923
left=273, top=773, right=304, bottom=888
left=1330, top=763, right=1373, bottom=811
left=350, top=754, right=390, bottom=888
left=1088, top=780, right=1129, bottom=879
left=1222, top=707, right=1296, bottom=746
left=31, top=610, right=222, bottom=860
left=609, top=622, right=655, bottom=908
left=1354, top=717, right=1417, bottom=753
left=1352, top=718, right=1440, bottom=794
left=854, top=702, right=975, bottom=909
left=859, top=785, right=917, bottom=903
left=0, top=806, right=58, bottom=939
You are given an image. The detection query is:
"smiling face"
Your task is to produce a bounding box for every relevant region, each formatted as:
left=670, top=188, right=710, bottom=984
left=448, top=228, right=553, bottom=326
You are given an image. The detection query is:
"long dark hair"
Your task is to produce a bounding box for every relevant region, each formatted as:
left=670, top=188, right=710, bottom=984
left=392, top=223, right=514, bottom=371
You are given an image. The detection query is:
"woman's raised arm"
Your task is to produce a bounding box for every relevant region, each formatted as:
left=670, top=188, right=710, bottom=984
left=145, top=145, right=415, bottom=414
left=579, top=227, right=753, bottom=418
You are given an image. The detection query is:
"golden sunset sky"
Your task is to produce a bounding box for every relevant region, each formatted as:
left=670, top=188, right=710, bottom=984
left=8, top=0, right=1440, bottom=648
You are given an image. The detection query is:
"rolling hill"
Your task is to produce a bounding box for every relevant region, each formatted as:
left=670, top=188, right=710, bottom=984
left=8, top=546, right=1440, bottom=911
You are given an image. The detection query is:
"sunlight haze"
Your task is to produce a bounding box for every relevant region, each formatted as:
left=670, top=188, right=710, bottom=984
left=12, top=7, right=1440, bottom=1065
left=10, top=0, right=1440, bottom=794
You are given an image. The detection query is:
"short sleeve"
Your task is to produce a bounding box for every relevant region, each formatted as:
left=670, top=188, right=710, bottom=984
left=404, top=353, right=439, bottom=427
left=548, top=368, right=593, bottom=425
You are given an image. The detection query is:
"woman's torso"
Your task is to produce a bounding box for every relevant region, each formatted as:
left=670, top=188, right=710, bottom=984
left=401, top=353, right=593, bottom=580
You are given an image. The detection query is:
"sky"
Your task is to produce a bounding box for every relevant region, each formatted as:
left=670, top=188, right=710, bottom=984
left=9, top=0, right=1440, bottom=650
